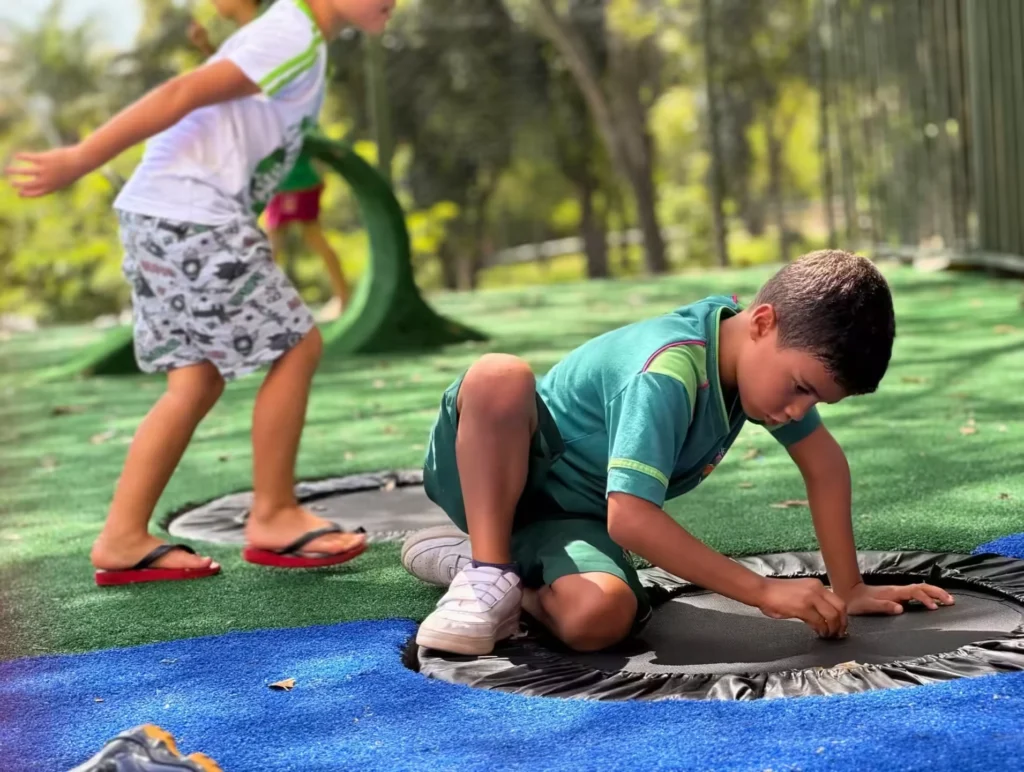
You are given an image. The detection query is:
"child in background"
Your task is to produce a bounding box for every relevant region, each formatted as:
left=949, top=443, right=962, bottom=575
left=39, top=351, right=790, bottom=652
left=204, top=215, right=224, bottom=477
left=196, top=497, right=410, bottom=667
left=265, top=151, right=351, bottom=321
left=191, top=1, right=352, bottom=322
left=7, top=0, right=394, bottom=585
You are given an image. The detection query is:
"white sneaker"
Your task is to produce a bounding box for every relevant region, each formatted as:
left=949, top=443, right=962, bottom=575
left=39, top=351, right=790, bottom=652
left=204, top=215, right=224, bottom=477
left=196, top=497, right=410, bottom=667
left=401, top=525, right=474, bottom=587
left=415, top=565, right=522, bottom=655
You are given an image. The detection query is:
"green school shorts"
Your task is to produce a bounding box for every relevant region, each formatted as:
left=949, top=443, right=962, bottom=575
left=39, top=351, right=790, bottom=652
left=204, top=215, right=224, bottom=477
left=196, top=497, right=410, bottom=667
left=422, top=371, right=652, bottom=627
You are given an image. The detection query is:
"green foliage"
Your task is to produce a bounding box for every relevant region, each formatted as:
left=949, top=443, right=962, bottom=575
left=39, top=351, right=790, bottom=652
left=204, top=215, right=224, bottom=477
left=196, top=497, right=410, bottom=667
left=2, top=0, right=843, bottom=321
left=1, top=168, right=128, bottom=322
left=745, top=79, right=821, bottom=203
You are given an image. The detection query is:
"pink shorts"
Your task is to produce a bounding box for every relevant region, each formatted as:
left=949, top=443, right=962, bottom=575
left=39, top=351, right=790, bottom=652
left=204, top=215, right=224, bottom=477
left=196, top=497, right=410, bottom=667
left=264, top=185, right=324, bottom=230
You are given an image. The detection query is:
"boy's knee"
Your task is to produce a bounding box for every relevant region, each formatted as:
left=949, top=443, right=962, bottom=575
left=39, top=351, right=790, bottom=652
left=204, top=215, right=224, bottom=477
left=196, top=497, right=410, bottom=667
left=553, top=577, right=637, bottom=653
left=459, top=354, right=536, bottom=421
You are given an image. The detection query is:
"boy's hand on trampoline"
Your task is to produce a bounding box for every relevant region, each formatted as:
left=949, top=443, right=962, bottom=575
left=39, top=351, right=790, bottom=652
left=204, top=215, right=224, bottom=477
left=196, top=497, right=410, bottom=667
left=844, top=582, right=955, bottom=615
left=757, top=577, right=849, bottom=638
left=6, top=146, right=88, bottom=198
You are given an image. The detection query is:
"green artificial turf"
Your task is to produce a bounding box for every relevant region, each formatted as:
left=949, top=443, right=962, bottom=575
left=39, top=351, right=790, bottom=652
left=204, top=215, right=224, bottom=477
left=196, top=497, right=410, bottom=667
left=1, top=264, right=1022, bottom=661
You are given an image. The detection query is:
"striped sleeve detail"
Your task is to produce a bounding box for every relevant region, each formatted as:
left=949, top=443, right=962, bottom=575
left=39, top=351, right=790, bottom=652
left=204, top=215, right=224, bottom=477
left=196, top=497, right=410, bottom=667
left=608, top=458, right=669, bottom=487
left=259, top=36, right=323, bottom=96
left=642, top=341, right=707, bottom=415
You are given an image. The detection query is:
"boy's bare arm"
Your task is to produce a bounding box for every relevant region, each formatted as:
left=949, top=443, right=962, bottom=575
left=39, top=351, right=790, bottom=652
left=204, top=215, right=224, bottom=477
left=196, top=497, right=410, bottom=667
left=607, top=492, right=847, bottom=637
left=785, top=424, right=862, bottom=595
left=7, top=61, right=261, bottom=198
left=788, top=424, right=955, bottom=613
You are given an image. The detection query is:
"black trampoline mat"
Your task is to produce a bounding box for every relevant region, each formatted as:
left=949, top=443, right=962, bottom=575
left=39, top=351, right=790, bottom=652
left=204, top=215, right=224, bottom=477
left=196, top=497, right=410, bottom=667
left=562, top=588, right=1024, bottom=676
left=164, top=472, right=450, bottom=544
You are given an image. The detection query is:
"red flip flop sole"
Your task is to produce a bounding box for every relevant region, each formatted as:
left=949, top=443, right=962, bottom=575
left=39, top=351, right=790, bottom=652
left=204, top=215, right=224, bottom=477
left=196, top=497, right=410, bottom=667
left=95, top=564, right=221, bottom=587
left=241, top=541, right=368, bottom=568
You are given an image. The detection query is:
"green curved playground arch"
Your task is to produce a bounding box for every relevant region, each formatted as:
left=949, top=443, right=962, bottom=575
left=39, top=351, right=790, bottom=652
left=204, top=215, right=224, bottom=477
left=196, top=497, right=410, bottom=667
left=68, top=136, right=486, bottom=378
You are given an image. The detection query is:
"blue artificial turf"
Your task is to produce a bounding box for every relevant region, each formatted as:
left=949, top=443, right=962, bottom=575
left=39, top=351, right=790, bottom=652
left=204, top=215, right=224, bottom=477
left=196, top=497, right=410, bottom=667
left=975, top=533, right=1024, bottom=560
left=5, top=534, right=1024, bottom=771
left=2, top=618, right=1024, bottom=772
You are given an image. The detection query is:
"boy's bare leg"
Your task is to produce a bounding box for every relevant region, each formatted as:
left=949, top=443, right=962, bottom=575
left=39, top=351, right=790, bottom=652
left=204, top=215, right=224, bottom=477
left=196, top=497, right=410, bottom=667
left=521, top=574, right=637, bottom=652
left=244, top=327, right=363, bottom=554
left=454, top=354, right=538, bottom=564
left=301, top=222, right=350, bottom=305
left=414, top=354, right=537, bottom=654
left=267, top=227, right=288, bottom=265
left=91, top=362, right=225, bottom=571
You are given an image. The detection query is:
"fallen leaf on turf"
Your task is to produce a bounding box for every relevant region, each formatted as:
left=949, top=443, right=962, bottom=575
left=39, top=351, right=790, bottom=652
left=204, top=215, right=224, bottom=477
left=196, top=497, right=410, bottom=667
left=969, top=298, right=984, bottom=308
left=743, top=448, right=762, bottom=461
left=372, top=379, right=386, bottom=389
left=993, top=325, right=1019, bottom=335
left=382, top=479, right=397, bottom=492
left=411, top=373, right=423, bottom=383
left=90, top=430, right=116, bottom=445
left=51, top=405, right=85, bottom=417
left=270, top=678, right=296, bottom=691
left=900, top=376, right=927, bottom=384
left=410, top=443, right=425, bottom=451
left=959, top=425, right=977, bottom=436
left=738, top=482, right=754, bottom=489
left=383, top=425, right=396, bottom=435
left=344, top=452, right=355, bottom=461
left=770, top=499, right=809, bottom=509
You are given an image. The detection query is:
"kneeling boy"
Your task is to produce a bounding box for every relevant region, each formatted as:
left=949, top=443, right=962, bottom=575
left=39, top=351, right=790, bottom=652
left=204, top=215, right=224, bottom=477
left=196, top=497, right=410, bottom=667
left=403, top=250, right=953, bottom=655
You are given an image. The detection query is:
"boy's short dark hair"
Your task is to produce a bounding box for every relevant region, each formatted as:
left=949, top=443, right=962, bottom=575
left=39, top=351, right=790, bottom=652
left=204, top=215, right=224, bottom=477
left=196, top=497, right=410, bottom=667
left=753, top=249, right=895, bottom=395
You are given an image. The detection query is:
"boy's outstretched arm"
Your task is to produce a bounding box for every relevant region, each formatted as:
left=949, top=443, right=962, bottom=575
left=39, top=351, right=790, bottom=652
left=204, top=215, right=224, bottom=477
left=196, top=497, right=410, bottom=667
left=6, top=61, right=260, bottom=198
left=787, top=424, right=955, bottom=614
left=607, top=492, right=848, bottom=638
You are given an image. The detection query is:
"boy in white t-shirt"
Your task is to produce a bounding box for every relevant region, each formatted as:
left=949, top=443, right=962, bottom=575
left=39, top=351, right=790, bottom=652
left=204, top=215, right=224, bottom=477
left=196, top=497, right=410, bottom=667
left=6, top=0, right=395, bottom=585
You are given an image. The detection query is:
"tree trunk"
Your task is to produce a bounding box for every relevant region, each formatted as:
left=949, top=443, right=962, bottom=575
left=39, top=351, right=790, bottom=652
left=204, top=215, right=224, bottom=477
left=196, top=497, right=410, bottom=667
left=455, top=180, right=497, bottom=291
left=532, top=0, right=667, bottom=275
left=766, top=115, right=789, bottom=262
left=627, top=157, right=667, bottom=273
left=701, top=0, right=730, bottom=267
left=438, top=242, right=459, bottom=290
left=607, top=40, right=668, bottom=275
left=456, top=252, right=478, bottom=291
left=579, top=179, right=609, bottom=278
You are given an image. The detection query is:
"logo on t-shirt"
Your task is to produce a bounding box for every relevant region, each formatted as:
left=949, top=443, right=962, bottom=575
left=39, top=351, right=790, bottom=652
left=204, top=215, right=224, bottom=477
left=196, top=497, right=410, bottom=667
left=249, top=117, right=318, bottom=215
left=701, top=448, right=726, bottom=480
left=250, top=147, right=289, bottom=215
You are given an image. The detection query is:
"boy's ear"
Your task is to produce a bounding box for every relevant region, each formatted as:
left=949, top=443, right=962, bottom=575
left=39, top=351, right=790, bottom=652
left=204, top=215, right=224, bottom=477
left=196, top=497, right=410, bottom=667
left=748, top=303, right=778, bottom=340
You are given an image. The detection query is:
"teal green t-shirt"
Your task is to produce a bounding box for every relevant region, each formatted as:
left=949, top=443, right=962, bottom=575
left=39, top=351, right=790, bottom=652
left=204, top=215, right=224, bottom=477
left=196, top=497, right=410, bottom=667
left=536, top=295, right=821, bottom=515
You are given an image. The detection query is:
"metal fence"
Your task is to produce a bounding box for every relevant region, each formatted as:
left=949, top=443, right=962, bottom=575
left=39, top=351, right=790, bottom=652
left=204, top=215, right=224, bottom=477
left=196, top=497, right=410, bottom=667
left=816, top=0, right=1024, bottom=268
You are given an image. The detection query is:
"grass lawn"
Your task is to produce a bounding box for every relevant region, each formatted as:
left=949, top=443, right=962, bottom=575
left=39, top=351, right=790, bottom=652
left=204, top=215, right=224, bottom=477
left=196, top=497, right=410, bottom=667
left=1, top=264, right=1022, bottom=662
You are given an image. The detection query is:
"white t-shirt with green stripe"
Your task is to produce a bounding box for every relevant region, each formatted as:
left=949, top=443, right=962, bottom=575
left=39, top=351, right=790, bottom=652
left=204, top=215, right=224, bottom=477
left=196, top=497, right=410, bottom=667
left=114, top=0, right=326, bottom=225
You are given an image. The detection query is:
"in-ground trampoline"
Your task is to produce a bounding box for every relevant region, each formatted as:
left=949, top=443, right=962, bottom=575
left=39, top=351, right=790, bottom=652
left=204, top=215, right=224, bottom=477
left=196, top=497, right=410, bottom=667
left=409, top=550, right=1024, bottom=701
left=164, top=470, right=449, bottom=544
left=164, top=475, right=1024, bottom=702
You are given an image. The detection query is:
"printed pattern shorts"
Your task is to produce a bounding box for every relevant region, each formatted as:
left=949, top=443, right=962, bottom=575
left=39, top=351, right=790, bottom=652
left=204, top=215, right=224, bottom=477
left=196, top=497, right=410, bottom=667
left=117, top=211, right=316, bottom=381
